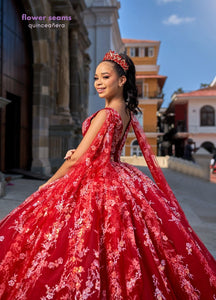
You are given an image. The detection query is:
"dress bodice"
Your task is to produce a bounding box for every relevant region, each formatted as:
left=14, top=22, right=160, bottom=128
left=82, top=108, right=131, bottom=162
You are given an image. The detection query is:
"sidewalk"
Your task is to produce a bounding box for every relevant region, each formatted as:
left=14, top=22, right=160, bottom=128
left=210, top=172, right=216, bottom=184
left=0, top=168, right=216, bottom=259
left=0, top=178, right=44, bottom=220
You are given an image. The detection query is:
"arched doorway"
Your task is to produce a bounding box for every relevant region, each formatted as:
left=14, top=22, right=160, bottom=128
left=201, top=141, right=215, bottom=154
left=0, top=0, right=33, bottom=171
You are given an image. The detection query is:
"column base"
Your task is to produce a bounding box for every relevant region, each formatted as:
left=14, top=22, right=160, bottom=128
left=57, top=106, right=71, bottom=117
left=49, top=123, right=82, bottom=173
left=50, top=114, right=74, bottom=126
left=31, top=159, right=51, bottom=177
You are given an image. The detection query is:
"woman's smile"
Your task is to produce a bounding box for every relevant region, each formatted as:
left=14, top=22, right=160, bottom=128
left=96, top=87, right=106, bottom=94
left=94, top=61, right=123, bottom=101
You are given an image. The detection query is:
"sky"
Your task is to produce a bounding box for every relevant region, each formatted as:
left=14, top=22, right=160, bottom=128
left=118, top=0, right=216, bottom=107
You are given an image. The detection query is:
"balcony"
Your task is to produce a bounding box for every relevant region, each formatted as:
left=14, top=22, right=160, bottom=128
left=149, top=93, right=164, bottom=99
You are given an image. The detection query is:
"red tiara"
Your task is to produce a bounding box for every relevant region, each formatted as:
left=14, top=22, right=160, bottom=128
left=103, top=50, right=129, bottom=72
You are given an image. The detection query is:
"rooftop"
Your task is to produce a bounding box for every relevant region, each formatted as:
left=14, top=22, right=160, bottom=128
left=122, top=38, right=160, bottom=45
left=136, top=75, right=167, bottom=79
left=175, top=86, right=216, bottom=98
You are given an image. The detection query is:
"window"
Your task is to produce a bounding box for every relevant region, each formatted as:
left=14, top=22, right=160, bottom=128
left=144, top=47, right=154, bottom=57
left=130, top=48, right=135, bottom=57
left=131, top=140, right=142, bottom=156
left=131, top=47, right=155, bottom=57
left=137, top=81, right=143, bottom=98
left=130, top=47, right=139, bottom=57
left=135, top=47, right=139, bottom=56
left=200, top=105, right=215, bottom=126
left=148, top=47, right=154, bottom=57
left=136, top=81, right=148, bottom=98
left=139, top=48, right=145, bottom=57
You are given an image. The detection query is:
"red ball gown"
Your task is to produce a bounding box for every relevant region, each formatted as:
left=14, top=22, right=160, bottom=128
left=0, top=107, right=216, bottom=299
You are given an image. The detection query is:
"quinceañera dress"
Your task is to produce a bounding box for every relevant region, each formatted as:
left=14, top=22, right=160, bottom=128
left=0, top=107, right=216, bottom=300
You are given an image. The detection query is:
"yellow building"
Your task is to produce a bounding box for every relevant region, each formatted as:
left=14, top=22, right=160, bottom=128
left=122, top=39, right=167, bottom=156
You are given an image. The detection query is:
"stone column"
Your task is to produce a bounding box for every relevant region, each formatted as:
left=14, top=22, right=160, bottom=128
left=31, top=63, right=51, bottom=176
left=69, top=24, right=80, bottom=123
left=82, top=53, right=91, bottom=119
left=57, top=22, right=71, bottom=119
left=0, top=97, right=11, bottom=196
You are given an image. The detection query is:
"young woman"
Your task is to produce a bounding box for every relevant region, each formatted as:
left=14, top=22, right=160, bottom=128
left=0, top=51, right=216, bottom=299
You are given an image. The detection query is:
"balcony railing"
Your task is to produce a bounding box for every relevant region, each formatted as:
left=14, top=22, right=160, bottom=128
left=138, top=93, right=164, bottom=99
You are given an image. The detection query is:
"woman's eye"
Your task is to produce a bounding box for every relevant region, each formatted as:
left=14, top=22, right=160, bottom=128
left=94, top=77, right=98, bottom=81
left=103, top=76, right=109, bottom=79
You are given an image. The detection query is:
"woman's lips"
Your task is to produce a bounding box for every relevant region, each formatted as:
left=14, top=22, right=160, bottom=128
left=97, top=88, right=105, bottom=94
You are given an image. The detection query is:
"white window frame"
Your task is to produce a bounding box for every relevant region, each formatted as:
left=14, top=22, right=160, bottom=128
left=139, top=47, right=145, bottom=57
left=136, top=81, right=149, bottom=98
left=130, top=47, right=135, bottom=57
left=148, top=47, right=154, bottom=57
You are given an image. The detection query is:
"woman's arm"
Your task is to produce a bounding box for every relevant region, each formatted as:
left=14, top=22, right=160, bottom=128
left=39, top=110, right=107, bottom=189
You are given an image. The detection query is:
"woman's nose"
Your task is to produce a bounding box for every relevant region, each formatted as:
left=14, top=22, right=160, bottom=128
left=95, top=79, right=102, bottom=86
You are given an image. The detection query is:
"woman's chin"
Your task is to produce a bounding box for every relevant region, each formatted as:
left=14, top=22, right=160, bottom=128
left=98, top=93, right=105, bottom=98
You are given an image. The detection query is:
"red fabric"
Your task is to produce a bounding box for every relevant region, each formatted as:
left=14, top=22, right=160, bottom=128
left=0, top=107, right=216, bottom=299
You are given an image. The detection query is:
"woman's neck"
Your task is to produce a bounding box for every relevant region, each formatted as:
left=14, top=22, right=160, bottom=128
left=105, top=97, right=125, bottom=109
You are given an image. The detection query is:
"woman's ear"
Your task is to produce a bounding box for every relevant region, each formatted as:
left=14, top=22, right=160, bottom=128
left=119, top=75, right=127, bottom=87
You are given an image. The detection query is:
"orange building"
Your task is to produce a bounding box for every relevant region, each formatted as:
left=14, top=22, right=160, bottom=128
left=122, top=38, right=167, bottom=156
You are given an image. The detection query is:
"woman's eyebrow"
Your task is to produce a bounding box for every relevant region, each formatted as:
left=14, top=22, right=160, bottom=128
left=94, top=72, right=111, bottom=76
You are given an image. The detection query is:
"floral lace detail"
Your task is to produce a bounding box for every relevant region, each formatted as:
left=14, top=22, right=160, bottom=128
left=0, top=108, right=216, bottom=299
left=152, top=274, right=166, bottom=300
left=186, top=243, right=193, bottom=255
left=48, top=257, right=63, bottom=270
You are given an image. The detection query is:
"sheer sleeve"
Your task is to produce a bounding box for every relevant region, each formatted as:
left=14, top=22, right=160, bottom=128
left=3, top=108, right=119, bottom=214
left=131, top=113, right=180, bottom=208
left=55, top=108, right=119, bottom=185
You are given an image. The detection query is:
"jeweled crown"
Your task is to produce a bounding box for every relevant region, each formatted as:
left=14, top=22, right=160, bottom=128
left=103, top=50, right=129, bottom=72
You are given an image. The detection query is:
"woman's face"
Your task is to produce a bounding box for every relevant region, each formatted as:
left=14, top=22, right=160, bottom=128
left=94, top=61, right=125, bottom=100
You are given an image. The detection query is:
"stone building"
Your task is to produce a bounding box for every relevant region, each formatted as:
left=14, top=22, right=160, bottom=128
left=0, top=0, right=90, bottom=175
left=84, top=0, right=124, bottom=115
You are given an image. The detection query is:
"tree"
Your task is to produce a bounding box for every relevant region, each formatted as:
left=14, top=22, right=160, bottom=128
left=200, top=83, right=209, bottom=89
left=172, top=87, right=184, bottom=96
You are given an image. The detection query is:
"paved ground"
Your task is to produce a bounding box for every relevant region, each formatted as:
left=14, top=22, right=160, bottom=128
left=210, top=171, right=216, bottom=184
left=139, top=166, right=216, bottom=259
left=0, top=167, right=216, bottom=259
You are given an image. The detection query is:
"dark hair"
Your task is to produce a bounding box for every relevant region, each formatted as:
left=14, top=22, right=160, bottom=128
left=103, top=53, right=140, bottom=114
